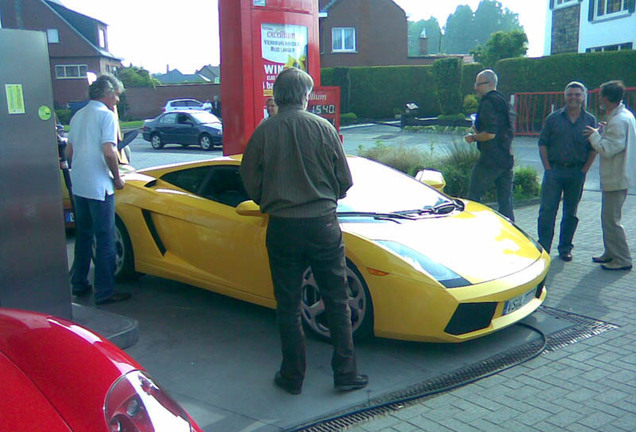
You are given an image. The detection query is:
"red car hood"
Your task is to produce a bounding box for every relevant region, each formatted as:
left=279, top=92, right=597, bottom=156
left=0, top=351, right=71, bottom=430
left=0, top=309, right=138, bottom=431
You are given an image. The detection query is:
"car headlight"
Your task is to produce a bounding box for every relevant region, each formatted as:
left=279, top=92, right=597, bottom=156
left=105, top=370, right=194, bottom=432
left=375, top=240, right=470, bottom=288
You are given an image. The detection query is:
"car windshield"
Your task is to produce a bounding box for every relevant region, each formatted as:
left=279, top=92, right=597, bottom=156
left=338, top=157, right=454, bottom=214
left=189, top=111, right=221, bottom=124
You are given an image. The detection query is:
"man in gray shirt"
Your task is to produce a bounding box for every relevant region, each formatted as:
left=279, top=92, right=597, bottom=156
left=240, top=67, right=367, bottom=395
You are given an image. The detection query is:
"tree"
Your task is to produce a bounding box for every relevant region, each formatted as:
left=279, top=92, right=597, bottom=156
left=442, top=0, right=523, bottom=54
left=442, top=5, right=475, bottom=54
left=117, top=66, right=160, bottom=88
left=471, top=30, right=528, bottom=68
left=407, top=18, right=442, bottom=56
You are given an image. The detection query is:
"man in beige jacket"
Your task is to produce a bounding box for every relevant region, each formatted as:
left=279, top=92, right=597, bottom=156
left=584, top=81, right=636, bottom=271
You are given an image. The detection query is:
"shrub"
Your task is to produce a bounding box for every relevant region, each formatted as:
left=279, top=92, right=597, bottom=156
left=432, top=58, right=463, bottom=115
left=55, top=109, right=72, bottom=125
left=357, top=142, right=431, bottom=175
left=463, top=94, right=479, bottom=115
left=357, top=140, right=540, bottom=203
left=340, top=112, right=358, bottom=125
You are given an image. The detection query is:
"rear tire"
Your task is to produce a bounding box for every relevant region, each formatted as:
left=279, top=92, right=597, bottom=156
left=150, top=133, right=164, bottom=149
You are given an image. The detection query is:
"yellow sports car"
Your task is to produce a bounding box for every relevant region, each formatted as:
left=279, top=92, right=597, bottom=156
left=114, top=155, right=549, bottom=343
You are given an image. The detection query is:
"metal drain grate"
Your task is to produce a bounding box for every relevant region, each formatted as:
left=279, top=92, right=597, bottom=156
left=290, top=306, right=619, bottom=432
left=539, top=306, right=619, bottom=353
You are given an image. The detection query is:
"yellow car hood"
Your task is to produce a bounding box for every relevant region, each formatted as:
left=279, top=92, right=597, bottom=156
left=341, top=202, right=542, bottom=284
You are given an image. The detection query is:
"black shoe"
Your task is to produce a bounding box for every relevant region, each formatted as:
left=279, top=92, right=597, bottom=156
left=72, top=286, right=91, bottom=296
left=334, top=374, right=368, bottom=392
left=274, top=372, right=302, bottom=395
left=559, top=252, right=572, bottom=262
left=601, top=262, right=633, bottom=271
left=95, top=293, right=131, bottom=305
left=592, top=255, right=612, bottom=263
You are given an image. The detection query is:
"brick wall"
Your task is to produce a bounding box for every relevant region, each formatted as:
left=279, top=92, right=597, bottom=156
left=123, top=83, right=221, bottom=120
left=551, top=5, right=581, bottom=55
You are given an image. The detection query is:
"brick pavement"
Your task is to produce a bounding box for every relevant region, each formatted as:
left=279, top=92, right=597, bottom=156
left=348, top=190, right=636, bottom=432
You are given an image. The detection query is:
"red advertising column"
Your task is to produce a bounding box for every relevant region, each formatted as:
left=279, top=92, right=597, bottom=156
left=219, top=0, right=320, bottom=156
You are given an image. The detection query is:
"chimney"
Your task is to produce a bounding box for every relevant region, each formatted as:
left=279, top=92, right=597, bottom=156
left=166, top=64, right=170, bottom=73
left=419, top=29, right=428, bottom=56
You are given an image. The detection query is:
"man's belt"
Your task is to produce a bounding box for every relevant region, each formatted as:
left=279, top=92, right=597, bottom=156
left=551, top=162, right=584, bottom=168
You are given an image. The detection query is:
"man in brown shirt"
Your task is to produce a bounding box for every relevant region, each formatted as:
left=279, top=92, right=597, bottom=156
left=240, top=67, right=367, bottom=395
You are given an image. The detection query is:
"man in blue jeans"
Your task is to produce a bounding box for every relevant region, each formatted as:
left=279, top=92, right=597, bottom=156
left=66, top=75, right=131, bottom=305
left=537, top=82, right=597, bottom=261
left=464, top=69, right=515, bottom=221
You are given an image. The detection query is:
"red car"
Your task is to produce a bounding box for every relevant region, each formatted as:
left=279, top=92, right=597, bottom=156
left=0, top=307, right=203, bottom=432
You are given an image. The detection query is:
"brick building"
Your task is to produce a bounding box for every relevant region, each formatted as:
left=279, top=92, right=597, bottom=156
left=0, top=0, right=122, bottom=108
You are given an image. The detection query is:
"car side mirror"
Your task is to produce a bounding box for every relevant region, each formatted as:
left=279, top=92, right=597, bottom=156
left=235, top=200, right=263, bottom=216
left=415, top=169, right=446, bottom=192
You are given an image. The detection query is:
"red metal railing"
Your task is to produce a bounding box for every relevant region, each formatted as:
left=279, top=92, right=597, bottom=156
left=513, top=87, right=636, bottom=136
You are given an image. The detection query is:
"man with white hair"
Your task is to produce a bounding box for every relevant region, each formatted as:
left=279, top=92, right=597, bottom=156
left=65, top=74, right=131, bottom=305
left=241, top=67, right=367, bottom=395
left=537, top=81, right=597, bottom=261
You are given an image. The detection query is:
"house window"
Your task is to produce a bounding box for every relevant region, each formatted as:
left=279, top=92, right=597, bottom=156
left=98, top=28, right=106, bottom=48
left=55, top=64, right=88, bottom=79
left=595, top=0, right=629, bottom=18
left=47, top=29, right=59, bottom=43
left=586, top=42, right=633, bottom=52
left=332, top=27, right=356, bottom=52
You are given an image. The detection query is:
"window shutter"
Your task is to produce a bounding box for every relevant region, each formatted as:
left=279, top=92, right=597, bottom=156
left=550, top=0, right=555, bottom=10
left=588, top=0, right=595, bottom=21
left=628, top=0, right=635, bottom=13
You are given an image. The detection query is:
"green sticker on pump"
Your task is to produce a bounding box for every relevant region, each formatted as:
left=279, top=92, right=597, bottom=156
left=38, top=105, right=52, bottom=121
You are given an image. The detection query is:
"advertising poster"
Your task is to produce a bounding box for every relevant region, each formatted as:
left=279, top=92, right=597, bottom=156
left=261, top=23, right=308, bottom=98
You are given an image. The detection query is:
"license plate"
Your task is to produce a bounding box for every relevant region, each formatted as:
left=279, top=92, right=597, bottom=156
left=503, top=289, right=535, bottom=315
left=65, top=211, right=74, bottom=223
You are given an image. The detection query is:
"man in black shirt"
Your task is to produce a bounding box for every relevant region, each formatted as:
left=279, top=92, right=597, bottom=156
left=537, top=82, right=597, bottom=261
left=464, top=69, right=515, bottom=221
left=240, top=68, right=367, bottom=395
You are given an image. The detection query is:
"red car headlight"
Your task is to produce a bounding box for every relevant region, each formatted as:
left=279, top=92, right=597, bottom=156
left=104, top=370, right=193, bottom=432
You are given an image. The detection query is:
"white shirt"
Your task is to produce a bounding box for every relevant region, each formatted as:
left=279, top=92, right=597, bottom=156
left=68, top=100, right=118, bottom=200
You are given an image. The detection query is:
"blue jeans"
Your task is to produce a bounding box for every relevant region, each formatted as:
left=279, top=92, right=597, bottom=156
left=70, top=194, right=116, bottom=302
left=537, top=168, right=585, bottom=254
left=468, top=163, right=515, bottom=221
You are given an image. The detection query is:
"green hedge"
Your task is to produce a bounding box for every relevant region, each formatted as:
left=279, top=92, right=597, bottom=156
left=496, top=50, right=636, bottom=97
left=322, top=50, right=636, bottom=120
left=433, top=58, right=463, bottom=115
left=322, top=65, right=440, bottom=119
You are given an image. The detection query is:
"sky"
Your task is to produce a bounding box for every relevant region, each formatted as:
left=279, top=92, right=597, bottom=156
left=59, top=0, right=546, bottom=75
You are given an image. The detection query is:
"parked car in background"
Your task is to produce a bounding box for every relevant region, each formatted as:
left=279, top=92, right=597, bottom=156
left=142, top=110, right=223, bottom=151
left=0, top=307, right=204, bottom=431
left=162, top=99, right=207, bottom=112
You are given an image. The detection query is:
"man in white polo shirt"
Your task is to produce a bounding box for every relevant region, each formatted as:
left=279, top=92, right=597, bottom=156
left=65, top=75, right=130, bottom=305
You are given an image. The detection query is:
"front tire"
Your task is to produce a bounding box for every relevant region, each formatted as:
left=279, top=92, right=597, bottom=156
left=114, top=218, right=140, bottom=282
left=301, top=261, right=374, bottom=340
left=199, top=133, right=213, bottom=151
left=150, top=133, right=164, bottom=149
